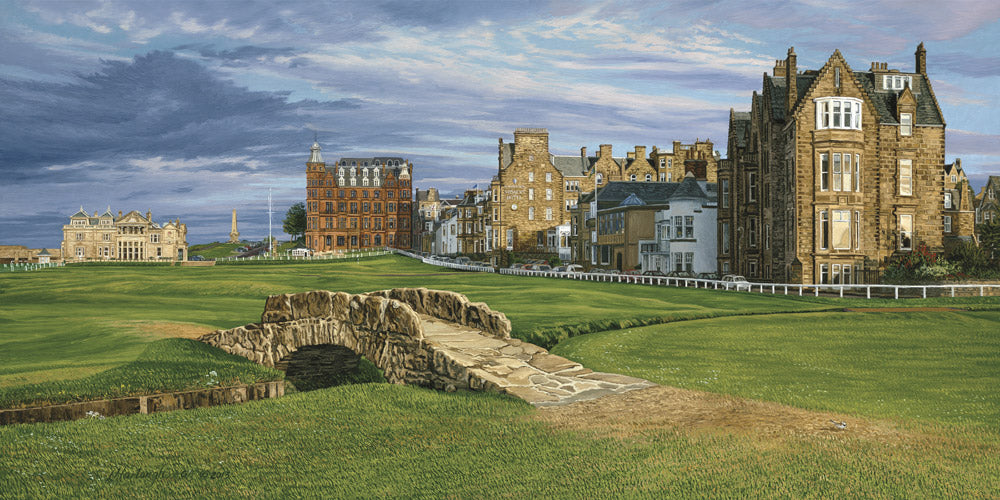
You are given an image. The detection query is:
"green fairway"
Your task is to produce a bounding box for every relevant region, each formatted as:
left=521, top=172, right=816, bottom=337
left=1, top=383, right=997, bottom=499
left=0, top=255, right=836, bottom=405
left=1, top=256, right=998, bottom=497
left=553, top=311, right=1000, bottom=429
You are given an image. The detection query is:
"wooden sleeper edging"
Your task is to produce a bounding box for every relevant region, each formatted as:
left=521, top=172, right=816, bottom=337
left=0, top=381, right=284, bottom=426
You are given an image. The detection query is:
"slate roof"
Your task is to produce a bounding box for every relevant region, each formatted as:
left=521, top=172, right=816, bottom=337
left=731, top=112, right=751, bottom=149
left=552, top=155, right=589, bottom=177
left=619, top=193, right=647, bottom=207
left=854, top=72, right=944, bottom=125
left=671, top=174, right=710, bottom=200
left=764, top=64, right=944, bottom=126
left=594, top=182, right=678, bottom=210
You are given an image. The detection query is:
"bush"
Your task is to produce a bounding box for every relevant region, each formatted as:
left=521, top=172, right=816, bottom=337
left=883, top=244, right=959, bottom=284
left=947, top=241, right=990, bottom=275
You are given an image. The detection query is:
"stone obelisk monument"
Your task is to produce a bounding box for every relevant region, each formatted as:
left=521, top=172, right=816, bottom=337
left=228, top=209, right=240, bottom=243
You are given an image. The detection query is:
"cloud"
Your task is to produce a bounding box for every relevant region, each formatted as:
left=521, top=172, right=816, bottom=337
left=947, top=130, right=1000, bottom=156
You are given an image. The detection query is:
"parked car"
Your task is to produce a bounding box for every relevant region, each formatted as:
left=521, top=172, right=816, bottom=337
left=588, top=268, right=606, bottom=274
left=697, top=272, right=720, bottom=280
left=455, top=256, right=471, bottom=265
left=642, top=270, right=665, bottom=276
left=189, top=255, right=204, bottom=261
left=667, top=271, right=697, bottom=278
left=552, top=266, right=567, bottom=273
left=536, top=265, right=552, bottom=272
left=721, top=274, right=751, bottom=290
left=622, top=269, right=642, bottom=275
left=605, top=269, right=621, bottom=275
left=565, top=264, right=583, bottom=274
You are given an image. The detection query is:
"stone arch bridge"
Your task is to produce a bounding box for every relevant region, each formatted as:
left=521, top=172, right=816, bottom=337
left=198, top=288, right=653, bottom=406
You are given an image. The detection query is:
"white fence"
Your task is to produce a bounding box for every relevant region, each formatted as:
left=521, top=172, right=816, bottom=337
left=393, top=249, right=496, bottom=273
left=392, top=250, right=999, bottom=299
left=1, top=262, right=65, bottom=273
left=216, top=250, right=394, bottom=262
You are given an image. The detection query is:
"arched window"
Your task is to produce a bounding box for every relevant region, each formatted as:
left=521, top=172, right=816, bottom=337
left=374, top=176, right=380, bottom=187
left=596, top=173, right=603, bottom=185
left=351, top=178, right=356, bottom=186
left=630, top=174, right=637, bottom=181
left=645, top=174, right=652, bottom=182
left=363, top=177, right=369, bottom=186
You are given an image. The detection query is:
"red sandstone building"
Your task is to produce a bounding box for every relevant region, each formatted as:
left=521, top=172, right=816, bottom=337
left=304, top=142, right=412, bottom=252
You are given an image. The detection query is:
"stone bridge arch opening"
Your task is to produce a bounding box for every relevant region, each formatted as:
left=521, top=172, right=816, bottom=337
left=276, top=344, right=385, bottom=391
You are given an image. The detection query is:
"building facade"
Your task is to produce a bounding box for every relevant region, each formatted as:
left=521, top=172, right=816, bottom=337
left=304, top=142, right=413, bottom=252
left=641, top=173, right=718, bottom=274
left=720, top=44, right=970, bottom=284
left=491, top=128, right=718, bottom=257
left=61, top=208, right=187, bottom=261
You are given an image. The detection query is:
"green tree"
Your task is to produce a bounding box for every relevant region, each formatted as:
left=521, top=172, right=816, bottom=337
left=283, top=202, right=306, bottom=243
left=980, top=218, right=1000, bottom=262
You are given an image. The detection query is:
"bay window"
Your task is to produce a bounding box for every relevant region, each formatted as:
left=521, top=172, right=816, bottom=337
left=815, top=97, right=862, bottom=130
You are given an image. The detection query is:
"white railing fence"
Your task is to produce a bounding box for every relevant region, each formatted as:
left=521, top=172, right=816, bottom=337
left=392, top=250, right=999, bottom=299
left=0, top=262, right=65, bottom=273
left=393, top=249, right=496, bottom=273
left=216, top=249, right=394, bottom=262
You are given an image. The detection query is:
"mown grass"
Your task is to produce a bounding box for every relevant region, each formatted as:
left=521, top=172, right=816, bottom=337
left=0, top=256, right=837, bottom=405
left=1, top=384, right=997, bottom=499
left=0, top=340, right=282, bottom=408
left=187, top=242, right=242, bottom=259
left=552, top=310, right=1000, bottom=430
left=1, top=256, right=999, bottom=497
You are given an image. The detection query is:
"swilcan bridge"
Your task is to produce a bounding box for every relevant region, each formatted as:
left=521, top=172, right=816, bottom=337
left=198, top=288, right=653, bottom=406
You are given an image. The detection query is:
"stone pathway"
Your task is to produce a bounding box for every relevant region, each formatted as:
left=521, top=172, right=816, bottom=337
left=419, top=315, right=655, bottom=407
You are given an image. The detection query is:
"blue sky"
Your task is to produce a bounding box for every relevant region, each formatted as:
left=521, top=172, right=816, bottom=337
left=2, top=0, right=998, bottom=247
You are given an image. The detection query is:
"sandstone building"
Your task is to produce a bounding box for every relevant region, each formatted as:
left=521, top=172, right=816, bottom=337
left=61, top=207, right=188, bottom=261
left=489, top=128, right=717, bottom=255
left=304, top=142, right=413, bottom=252
left=719, top=44, right=972, bottom=284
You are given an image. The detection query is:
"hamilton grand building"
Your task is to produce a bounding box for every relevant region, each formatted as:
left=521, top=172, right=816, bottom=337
left=304, top=142, right=413, bottom=252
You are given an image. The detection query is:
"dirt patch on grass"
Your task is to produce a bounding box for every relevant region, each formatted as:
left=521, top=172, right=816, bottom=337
left=843, top=307, right=962, bottom=312
left=114, top=321, right=216, bottom=339
left=535, top=385, right=907, bottom=443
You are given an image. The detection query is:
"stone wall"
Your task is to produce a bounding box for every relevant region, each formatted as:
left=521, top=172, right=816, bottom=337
left=198, top=289, right=512, bottom=393
left=367, top=287, right=511, bottom=339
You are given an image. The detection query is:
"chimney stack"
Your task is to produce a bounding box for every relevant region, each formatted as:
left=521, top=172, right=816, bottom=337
left=786, top=47, right=797, bottom=114
left=915, top=42, right=926, bottom=74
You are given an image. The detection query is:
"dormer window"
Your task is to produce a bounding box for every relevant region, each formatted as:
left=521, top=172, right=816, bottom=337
left=900, top=113, right=912, bottom=136
left=883, top=75, right=912, bottom=91
left=815, top=97, right=862, bottom=130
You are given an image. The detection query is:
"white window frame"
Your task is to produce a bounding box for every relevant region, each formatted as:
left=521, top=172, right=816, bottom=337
left=832, top=210, right=850, bottom=250
left=899, top=214, right=913, bottom=250
left=721, top=179, right=730, bottom=208
left=545, top=188, right=552, bottom=201
left=883, top=75, right=913, bottom=91
left=944, top=192, right=952, bottom=209
left=900, top=113, right=912, bottom=136
left=528, top=188, right=534, bottom=201
left=528, top=207, right=534, bottom=220
left=815, top=97, right=863, bottom=131
left=899, top=159, right=912, bottom=196
left=820, top=154, right=829, bottom=191
left=748, top=172, right=757, bottom=202
left=630, top=174, right=637, bottom=182
left=528, top=171, right=534, bottom=182
left=545, top=172, right=552, bottom=183
left=943, top=215, right=952, bottom=233
left=820, top=210, right=829, bottom=250
left=854, top=154, right=861, bottom=192
left=833, top=154, right=842, bottom=191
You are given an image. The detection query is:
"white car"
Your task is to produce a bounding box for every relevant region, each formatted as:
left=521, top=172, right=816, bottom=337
left=722, top=274, right=751, bottom=291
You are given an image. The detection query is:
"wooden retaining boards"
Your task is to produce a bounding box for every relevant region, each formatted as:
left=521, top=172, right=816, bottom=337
left=0, top=381, right=284, bottom=426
